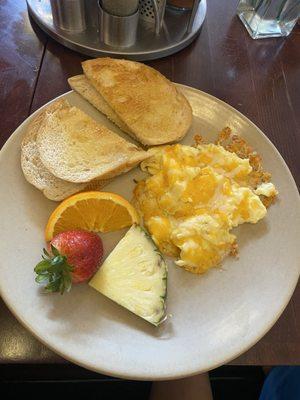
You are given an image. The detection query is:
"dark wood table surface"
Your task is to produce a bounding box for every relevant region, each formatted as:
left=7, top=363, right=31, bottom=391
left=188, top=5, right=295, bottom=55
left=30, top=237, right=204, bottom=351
left=0, top=0, right=299, bottom=369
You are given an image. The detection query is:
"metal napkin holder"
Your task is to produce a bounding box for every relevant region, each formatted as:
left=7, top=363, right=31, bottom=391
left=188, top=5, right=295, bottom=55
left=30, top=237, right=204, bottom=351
left=51, top=0, right=201, bottom=48
left=26, top=0, right=207, bottom=60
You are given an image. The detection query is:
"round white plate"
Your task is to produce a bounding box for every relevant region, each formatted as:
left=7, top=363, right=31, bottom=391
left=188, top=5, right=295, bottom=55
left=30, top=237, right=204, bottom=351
left=0, top=86, right=299, bottom=380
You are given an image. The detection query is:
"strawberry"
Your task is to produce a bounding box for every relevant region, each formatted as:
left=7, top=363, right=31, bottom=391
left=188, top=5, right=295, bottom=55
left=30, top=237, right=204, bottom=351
left=34, top=230, right=103, bottom=294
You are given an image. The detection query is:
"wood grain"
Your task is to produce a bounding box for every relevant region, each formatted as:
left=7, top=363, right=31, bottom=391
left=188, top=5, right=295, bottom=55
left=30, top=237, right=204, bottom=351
left=0, top=0, right=46, bottom=147
left=30, top=37, right=85, bottom=113
left=0, top=0, right=299, bottom=367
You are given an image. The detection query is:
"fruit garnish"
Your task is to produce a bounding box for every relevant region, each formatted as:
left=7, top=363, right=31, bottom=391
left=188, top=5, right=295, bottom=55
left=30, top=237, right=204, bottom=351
left=45, top=191, right=140, bottom=241
left=35, top=230, right=103, bottom=294
left=89, top=224, right=167, bottom=326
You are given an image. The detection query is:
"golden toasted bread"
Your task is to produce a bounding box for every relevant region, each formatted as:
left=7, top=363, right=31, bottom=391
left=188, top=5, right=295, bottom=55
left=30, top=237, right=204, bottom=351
left=21, top=101, right=89, bottom=201
left=37, top=99, right=149, bottom=183
left=68, top=75, right=132, bottom=135
left=82, top=58, right=192, bottom=146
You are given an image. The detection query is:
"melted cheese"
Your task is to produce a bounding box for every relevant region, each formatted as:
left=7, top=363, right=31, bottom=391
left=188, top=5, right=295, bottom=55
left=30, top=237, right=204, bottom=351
left=134, top=144, right=276, bottom=274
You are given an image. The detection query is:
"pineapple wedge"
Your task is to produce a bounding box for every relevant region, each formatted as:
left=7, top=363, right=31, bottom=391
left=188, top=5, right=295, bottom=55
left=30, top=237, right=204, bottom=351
left=89, top=225, right=167, bottom=326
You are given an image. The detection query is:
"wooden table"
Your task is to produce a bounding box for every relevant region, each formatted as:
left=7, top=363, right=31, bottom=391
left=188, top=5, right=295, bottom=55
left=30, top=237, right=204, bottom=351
left=0, top=0, right=299, bottom=368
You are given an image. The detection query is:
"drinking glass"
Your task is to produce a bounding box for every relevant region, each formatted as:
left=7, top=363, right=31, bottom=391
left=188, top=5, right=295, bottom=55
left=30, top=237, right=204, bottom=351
left=237, top=0, right=300, bottom=39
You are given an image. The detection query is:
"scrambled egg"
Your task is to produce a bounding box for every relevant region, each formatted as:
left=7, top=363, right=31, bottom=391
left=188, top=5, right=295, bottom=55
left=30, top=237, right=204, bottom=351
left=133, top=142, right=277, bottom=274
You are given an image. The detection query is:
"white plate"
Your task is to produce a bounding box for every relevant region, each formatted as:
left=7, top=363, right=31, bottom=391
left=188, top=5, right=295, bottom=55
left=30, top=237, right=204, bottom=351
left=0, top=86, right=299, bottom=380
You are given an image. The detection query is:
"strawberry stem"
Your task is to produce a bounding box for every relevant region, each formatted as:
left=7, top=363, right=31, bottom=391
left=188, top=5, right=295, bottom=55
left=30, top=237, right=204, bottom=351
left=34, top=246, right=74, bottom=294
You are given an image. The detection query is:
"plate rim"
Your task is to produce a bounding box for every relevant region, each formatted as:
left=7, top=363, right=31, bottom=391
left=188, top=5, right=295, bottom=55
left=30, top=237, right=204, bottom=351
left=0, top=85, right=299, bottom=380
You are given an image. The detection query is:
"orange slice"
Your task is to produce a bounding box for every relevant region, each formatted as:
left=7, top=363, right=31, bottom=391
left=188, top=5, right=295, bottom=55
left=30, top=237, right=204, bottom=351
left=45, top=191, right=139, bottom=241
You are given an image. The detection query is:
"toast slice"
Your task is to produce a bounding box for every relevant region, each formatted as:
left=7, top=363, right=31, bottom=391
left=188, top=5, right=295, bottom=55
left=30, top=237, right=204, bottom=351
left=68, top=75, right=132, bottom=135
left=37, top=99, right=149, bottom=183
left=21, top=102, right=86, bottom=201
left=21, top=102, right=109, bottom=201
left=82, top=58, right=193, bottom=146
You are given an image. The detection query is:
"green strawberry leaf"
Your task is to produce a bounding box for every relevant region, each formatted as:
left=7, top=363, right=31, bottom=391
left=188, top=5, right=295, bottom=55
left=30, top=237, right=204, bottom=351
left=34, top=247, right=74, bottom=294
left=35, top=274, right=49, bottom=283
left=51, top=244, right=60, bottom=257
left=43, top=248, right=50, bottom=257
left=34, top=260, right=51, bottom=273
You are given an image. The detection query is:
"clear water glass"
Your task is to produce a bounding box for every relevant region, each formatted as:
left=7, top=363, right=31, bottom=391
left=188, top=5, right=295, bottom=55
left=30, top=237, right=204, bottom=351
left=237, top=0, right=300, bottom=39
